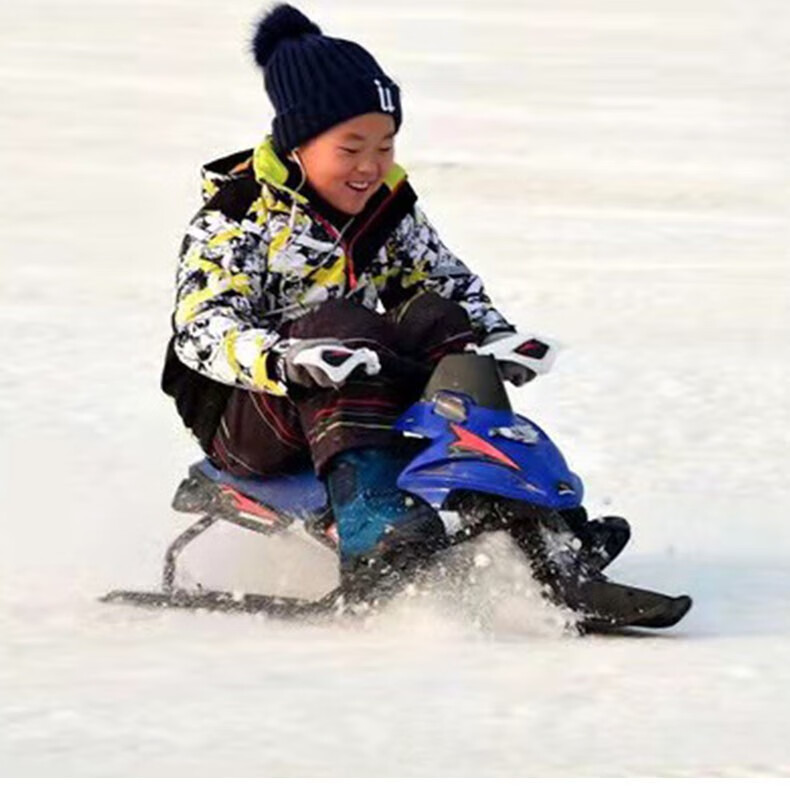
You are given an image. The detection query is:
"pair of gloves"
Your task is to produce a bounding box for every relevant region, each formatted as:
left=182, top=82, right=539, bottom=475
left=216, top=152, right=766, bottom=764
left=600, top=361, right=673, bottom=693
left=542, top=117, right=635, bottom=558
left=281, top=330, right=535, bottom=391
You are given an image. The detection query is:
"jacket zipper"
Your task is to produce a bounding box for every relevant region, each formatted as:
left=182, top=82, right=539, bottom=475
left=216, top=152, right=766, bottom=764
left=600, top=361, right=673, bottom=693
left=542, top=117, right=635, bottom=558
left=310, top=210, right=357, bottom=291
left=344, top=184, right=404, bottom=291
left=305, top=181, right=405, bottom=294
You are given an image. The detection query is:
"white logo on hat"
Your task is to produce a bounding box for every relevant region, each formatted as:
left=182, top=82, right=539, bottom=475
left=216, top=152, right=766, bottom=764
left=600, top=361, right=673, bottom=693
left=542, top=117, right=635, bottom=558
left=374, top=79, right=396, bottom=113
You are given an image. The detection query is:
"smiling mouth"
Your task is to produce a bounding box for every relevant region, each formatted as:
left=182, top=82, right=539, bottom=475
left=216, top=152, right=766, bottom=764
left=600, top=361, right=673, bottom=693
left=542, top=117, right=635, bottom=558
left=346, top=181, right=373, bottom=193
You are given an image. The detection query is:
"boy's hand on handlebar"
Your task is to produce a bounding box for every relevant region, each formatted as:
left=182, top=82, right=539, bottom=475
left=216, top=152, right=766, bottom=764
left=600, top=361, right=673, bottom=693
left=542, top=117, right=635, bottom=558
left=479, top=330, right=561, bottom=386
left=282, top=338, right=381, bottom=390
left=481, top=331, right=536, bottom=386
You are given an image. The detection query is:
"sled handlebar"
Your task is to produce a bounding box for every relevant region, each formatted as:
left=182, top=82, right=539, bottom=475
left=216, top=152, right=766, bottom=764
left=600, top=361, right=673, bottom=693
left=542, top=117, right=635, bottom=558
left=474, top=332, right=562, bottom=376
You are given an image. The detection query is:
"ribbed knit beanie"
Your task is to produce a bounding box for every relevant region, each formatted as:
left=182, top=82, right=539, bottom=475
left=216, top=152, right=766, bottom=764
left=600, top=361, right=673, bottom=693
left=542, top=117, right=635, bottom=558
left=251, top=4, right=402, bottom=153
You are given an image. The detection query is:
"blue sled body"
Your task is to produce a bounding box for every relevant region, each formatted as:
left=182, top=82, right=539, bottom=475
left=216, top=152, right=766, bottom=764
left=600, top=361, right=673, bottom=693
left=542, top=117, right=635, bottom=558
left=192, top=353, right=583, bottom=523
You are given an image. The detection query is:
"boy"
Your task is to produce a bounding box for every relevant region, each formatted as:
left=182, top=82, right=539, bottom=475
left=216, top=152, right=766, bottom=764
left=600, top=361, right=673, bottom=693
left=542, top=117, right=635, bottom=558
left=163, top=4, right=534, bottom=569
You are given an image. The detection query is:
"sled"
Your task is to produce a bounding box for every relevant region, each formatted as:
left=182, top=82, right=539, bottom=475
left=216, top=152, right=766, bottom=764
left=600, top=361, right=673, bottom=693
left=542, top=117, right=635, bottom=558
left=102, top=339, right=692, bottom=633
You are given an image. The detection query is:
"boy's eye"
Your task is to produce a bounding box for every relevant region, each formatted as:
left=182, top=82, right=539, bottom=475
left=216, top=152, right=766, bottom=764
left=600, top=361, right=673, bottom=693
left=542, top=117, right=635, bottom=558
left=340, top=147, right=360, bottom=155
left=379, top=147, right=393, bottom=153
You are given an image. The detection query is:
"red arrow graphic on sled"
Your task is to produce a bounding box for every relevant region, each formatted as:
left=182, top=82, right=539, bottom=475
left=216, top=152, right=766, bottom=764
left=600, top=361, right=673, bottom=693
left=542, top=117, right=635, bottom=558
left=449, top=423, right=520, bottom=471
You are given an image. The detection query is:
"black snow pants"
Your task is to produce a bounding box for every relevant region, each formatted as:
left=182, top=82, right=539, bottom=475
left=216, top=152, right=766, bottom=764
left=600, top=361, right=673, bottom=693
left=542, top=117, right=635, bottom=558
left=208, top=292, right=475, bottom=477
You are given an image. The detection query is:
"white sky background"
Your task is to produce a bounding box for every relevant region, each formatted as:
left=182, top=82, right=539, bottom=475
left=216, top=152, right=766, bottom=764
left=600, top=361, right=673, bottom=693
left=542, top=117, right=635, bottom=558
left=1, top=0, right=789, bottom=777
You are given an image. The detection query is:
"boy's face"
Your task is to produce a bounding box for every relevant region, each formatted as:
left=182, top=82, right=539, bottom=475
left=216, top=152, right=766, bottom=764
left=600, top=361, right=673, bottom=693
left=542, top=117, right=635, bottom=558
left=296, top=113, right=396, bottom=215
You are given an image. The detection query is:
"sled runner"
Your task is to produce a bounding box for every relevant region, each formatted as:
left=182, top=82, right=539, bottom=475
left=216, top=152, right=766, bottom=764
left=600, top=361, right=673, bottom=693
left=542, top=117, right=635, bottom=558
left=102, top=343, right=692, bottom=632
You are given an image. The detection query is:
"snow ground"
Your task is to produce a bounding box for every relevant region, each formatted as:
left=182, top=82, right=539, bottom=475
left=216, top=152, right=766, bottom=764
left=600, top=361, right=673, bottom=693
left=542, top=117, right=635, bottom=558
left=2, top=0, right=790, bottom=777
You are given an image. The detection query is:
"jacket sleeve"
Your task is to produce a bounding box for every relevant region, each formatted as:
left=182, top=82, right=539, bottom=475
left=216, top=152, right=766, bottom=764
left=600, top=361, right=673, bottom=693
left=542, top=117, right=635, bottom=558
left=382, top=204, right=515, bottom=336
left=172, top=207, right=288, bottom=396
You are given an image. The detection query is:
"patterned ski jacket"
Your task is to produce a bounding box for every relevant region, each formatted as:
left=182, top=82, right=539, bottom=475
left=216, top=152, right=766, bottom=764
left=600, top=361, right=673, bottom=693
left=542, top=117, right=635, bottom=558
left=170, top=138, right=513, bottom=397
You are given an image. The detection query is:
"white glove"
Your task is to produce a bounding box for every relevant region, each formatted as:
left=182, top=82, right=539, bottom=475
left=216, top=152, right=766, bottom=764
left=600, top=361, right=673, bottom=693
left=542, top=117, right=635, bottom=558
left=282, top=338, right=381, bottom=390
left=480, top=330, right=539, bottom=386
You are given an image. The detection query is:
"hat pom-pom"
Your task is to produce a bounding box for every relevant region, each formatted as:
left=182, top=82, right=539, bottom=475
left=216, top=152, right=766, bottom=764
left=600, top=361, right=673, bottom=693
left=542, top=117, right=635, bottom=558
left=252, top=4, right=322, bottom=68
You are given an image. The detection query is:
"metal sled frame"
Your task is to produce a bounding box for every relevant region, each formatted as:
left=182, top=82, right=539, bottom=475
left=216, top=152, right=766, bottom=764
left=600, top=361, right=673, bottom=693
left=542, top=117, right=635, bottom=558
left=101, top=463, right=346, bottom=617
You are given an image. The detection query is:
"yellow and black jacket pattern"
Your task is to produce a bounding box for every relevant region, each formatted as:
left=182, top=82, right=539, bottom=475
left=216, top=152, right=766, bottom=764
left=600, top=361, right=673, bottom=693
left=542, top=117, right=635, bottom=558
left=164, top=138, right=513, bottom=445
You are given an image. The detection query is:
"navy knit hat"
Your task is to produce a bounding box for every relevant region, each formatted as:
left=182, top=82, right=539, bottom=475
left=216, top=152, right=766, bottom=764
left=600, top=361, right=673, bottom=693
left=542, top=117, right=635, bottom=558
left=251, top=4, right=402, bottom=153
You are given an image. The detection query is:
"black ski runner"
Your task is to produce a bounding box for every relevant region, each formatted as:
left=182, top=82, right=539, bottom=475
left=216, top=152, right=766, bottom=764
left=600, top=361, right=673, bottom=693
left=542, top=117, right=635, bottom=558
left=499, top=503, right=692, bottom=632
left=557, top=579, right=692, bottom=632
left=99, top=568, right=692, bottom=632
left=100, top=588, right=343, bottom=618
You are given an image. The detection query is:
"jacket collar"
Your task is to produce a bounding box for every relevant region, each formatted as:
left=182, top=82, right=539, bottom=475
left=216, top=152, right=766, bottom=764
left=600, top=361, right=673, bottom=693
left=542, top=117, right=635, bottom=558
left=199, top=138, right=414, bottom=252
